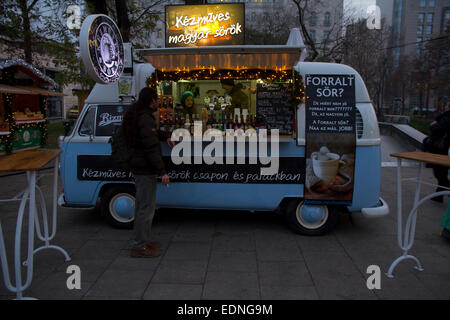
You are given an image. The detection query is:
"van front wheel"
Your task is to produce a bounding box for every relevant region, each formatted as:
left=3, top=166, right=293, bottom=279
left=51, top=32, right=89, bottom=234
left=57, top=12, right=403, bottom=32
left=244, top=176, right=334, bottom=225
left=284, top=199, right=338, bottom=236
left=101, top=185, right=135, bottom=229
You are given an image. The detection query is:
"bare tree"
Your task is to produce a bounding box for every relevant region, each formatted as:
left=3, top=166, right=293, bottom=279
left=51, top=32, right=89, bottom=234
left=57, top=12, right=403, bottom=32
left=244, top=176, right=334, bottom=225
left=343, top=18, right=391, bottom=116
left=414, top=22, right=450, bottom=112
left=291, top=0, right=319, bottom=60
left=245, top=9, right=297, bottom=45
left=386, top=56, right=413, bottom=115
left=0, top=0, right=43, bottom=63
left=85, top=0, right=167, bottom=45
left=290, top=0, right=349, bottom=62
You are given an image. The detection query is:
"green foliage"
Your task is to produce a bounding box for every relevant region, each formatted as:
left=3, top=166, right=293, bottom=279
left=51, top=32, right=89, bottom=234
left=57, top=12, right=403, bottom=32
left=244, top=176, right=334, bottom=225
left=0, top=0, right=164, bottom=90
left=0, top=0, right=94, bottom=89
left=409, top=118, right=433, bottom=136
left=43, top=121, right=65, bottom=149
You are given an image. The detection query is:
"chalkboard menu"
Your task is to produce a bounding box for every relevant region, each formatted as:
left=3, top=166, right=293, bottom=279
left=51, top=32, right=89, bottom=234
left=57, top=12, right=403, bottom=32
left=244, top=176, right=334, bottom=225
left=256, top=83, right=293, bottom=135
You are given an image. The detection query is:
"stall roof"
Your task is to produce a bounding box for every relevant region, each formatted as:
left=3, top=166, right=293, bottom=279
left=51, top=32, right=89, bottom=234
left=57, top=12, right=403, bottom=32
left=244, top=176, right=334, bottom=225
left=137, top=45, right=304, bottom=71
left=0, top=84, right=66, bottom=96
left=0, top=59, right=58, bottom=88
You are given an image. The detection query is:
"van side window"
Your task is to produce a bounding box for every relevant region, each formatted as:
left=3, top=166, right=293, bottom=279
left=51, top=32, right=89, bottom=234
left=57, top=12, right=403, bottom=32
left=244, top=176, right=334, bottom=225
left=79, top=106, right=96, bottom=136
left=95, top=105, right=130, bottom=137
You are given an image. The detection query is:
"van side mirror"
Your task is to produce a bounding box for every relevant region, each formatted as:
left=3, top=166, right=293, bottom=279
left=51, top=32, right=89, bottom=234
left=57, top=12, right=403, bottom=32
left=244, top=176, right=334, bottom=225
left=80, top=126, right=94, bottom=142
left=80, top=126, right=92, bottom=136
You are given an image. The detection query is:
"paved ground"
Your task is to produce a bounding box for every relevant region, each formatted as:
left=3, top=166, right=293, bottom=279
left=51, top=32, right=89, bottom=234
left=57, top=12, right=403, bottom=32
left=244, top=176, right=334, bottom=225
left=0, top=165, right=448, bottom=300
left=0, top=135, right=449, bottom=300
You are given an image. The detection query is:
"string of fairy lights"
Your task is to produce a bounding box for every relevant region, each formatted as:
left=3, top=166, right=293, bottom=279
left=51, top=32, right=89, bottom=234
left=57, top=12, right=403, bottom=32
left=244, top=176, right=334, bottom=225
left=146, top=67, right=305, bottom=108
left=0, top=66, right=48, bottom=154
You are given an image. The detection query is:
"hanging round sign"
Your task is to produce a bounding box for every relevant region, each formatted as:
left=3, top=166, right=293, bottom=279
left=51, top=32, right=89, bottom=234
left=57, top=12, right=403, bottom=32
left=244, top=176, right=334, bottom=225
left=80, top=15, right=124, bottom=84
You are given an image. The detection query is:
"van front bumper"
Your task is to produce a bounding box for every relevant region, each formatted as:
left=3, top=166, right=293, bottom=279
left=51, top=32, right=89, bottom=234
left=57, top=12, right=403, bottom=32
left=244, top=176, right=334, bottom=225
left=361, top=197, right=389, bottom=218
left=58, top=193, right=96, bottom=209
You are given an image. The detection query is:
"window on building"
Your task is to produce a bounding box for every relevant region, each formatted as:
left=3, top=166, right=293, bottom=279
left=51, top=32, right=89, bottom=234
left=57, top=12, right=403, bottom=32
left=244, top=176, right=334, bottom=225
left=416, top=48, right=421, bottom=57
left=310, top=11, right=317, bottom=26
left=426, top=25, right=433, bottom=34
left=157, top=29, right=162, bottom=39
left=324, top=12, right=331, bottom=26
left=429, top=0, right=435, bottom=7
left=420, top=0, right=426, bottom=7
left=251, top=12, right=256, bottom=21
left=417, top=37, right=423, bottom=44
left=426, top=13, right=433, bottom=24
left=310, top=30, right=316, bottom=43
left=323, top=30, right=331, bottom=42
left=417, top=25, right=423, bottom=34
left=418, top=13, right=425, bottom=24
left=446, top=12, right=450, bottom=25
left=47, top=97, right=63, bottom=119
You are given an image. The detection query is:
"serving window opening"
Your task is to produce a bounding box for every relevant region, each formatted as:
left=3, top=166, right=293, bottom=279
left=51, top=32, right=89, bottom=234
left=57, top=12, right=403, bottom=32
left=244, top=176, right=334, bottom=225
left=148, top=68, right=304, bottom=139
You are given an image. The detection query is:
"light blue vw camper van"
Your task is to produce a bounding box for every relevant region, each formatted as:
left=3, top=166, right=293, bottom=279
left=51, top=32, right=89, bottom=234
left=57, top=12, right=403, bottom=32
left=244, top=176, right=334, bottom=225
left=58, top=45, right=389, bottom=235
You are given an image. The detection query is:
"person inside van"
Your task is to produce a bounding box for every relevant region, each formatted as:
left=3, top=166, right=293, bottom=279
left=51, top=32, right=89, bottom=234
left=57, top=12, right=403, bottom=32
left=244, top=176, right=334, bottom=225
left=180, top=90, right=195, bottom=118
left=220, top=79, right=249, bottom=113
left=123, top=87, right=174, bottom=258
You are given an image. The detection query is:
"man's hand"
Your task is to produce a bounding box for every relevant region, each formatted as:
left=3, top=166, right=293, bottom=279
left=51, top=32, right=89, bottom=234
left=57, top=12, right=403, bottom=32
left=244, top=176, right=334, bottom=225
left=167, top=138, right=175, bottom=149
left=161, top=174, right=170, bottom=186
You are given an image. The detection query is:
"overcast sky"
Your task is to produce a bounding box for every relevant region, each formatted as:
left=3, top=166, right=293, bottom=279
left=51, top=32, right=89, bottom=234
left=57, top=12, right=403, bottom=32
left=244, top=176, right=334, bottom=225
left=345, top=0, right=376, bottom=18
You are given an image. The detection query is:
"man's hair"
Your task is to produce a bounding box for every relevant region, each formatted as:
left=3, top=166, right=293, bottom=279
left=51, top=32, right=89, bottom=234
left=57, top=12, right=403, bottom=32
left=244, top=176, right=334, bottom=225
left=123, top=87, right=158, bottom=148
left=220, top=79, right=234, bottom=86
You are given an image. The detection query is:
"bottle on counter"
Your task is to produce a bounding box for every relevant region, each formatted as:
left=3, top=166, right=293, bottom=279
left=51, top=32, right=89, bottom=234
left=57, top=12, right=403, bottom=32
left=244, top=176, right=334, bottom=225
left=245, top=114, right=251, bottom=130
left=206, top=112, right=212, bottom=131
left=240, top=114, right=245, bottom=130
left=233, top=115, right=239, bottom=130
left=184, top=114, right=191, bottom=133
left=226, top=114, right=233, bottom=130
left=159, top=110, right=164, bottom=130
left=190, top=116, right=196, bottom=136
left=163, top=112, right=168, bottom=132
left=217, top=113, right=223, bottom=131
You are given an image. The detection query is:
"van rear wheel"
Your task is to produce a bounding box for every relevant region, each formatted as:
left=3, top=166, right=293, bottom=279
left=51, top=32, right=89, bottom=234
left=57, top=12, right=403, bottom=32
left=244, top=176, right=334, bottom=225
left=284, top=199, right=338, bottom=236
left=101, top=185, right=135, bottom=229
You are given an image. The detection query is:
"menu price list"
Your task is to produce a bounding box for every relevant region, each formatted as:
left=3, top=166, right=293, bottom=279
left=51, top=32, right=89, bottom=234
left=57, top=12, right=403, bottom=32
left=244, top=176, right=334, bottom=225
left=256, top=83, right=293, bottom=135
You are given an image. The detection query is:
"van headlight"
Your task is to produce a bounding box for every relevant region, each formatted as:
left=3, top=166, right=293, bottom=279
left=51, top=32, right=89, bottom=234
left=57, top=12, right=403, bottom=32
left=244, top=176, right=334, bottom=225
left=58, top=136, right=65, bottom=149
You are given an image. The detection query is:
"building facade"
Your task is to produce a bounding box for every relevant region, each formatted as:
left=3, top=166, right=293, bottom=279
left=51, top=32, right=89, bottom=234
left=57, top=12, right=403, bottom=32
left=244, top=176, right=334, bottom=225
left=379, top=0, right=450, bottom=66
left=378, top=0, right=449, bottom=111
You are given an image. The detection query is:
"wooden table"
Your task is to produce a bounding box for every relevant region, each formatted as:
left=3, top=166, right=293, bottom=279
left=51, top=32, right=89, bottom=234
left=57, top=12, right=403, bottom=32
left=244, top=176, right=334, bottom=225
left=0, top=150, right=71, bottom=299
left=386, top=151, right=450, bottom=278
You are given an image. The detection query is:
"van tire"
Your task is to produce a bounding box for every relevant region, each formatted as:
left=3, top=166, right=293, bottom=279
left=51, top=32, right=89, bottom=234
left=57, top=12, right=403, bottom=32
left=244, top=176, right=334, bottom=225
left=101, top=185, right=135, bottom=229
left=284, top=199, right=338, bottom=236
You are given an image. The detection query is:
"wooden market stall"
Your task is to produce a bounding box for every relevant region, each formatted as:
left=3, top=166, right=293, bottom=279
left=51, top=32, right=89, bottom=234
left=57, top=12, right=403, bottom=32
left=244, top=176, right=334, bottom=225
left=0, top=59, right=66, bottom=155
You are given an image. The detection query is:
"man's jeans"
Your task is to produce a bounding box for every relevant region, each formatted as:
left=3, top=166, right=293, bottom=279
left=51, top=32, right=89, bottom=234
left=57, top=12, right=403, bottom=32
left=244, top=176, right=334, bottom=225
left=132, top=174, right=157, bottom=250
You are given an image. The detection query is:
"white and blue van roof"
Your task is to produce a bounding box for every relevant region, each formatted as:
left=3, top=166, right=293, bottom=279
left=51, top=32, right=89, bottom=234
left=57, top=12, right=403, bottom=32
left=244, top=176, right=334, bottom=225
left=83, top=43, right=379, bottom=146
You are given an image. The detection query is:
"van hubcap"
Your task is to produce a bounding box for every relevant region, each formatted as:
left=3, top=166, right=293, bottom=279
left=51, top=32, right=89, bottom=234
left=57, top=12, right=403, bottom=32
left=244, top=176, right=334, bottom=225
left=296, top=204, right=328, bottom=229
left=109, top=193, right=135, bottom=223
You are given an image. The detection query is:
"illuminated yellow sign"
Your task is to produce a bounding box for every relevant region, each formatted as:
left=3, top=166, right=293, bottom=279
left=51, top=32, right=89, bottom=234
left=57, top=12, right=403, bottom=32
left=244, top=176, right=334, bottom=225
left=165, top=4, right=245, bottom=47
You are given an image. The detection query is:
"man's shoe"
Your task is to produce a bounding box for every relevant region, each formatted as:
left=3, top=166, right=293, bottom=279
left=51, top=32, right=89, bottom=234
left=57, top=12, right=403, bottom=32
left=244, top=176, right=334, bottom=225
left=146, top=242, right=161, bottom=249
left=130, top=246, right=161, bottom=258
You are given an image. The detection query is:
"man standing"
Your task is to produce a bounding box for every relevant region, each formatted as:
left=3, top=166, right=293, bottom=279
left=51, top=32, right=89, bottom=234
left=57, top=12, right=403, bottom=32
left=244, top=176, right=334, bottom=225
left=123, top=87, right=174, bottom=258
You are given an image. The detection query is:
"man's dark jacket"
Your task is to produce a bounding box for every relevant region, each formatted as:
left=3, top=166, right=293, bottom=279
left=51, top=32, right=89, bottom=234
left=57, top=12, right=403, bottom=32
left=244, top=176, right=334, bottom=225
left=128, top=107, right=170, bottom=176
left=430, top=109, right=450, bottom=153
